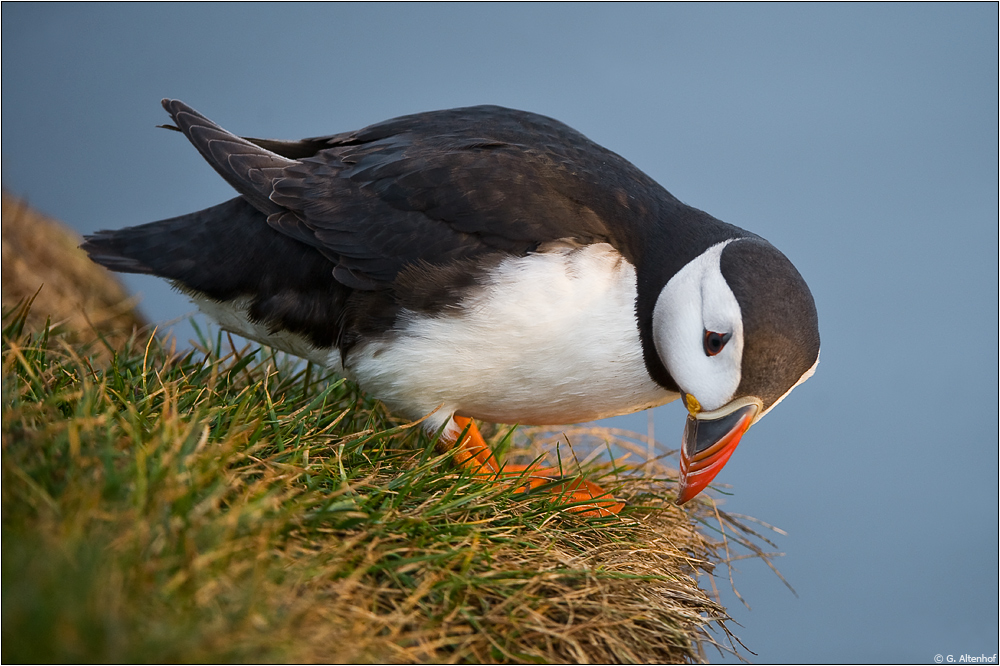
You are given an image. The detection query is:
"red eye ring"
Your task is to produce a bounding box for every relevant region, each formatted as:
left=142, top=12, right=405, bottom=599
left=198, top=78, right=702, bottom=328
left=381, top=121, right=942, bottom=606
left=704, top=330, right=732, bottom=357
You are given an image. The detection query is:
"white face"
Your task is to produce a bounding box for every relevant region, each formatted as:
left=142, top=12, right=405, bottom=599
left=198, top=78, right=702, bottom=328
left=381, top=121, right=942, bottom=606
left=652, top=240, right=744, bottom=412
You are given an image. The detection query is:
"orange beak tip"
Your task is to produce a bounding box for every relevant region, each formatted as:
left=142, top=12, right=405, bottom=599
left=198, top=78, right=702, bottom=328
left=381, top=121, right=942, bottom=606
left=675, top=402, right=757, bottom=505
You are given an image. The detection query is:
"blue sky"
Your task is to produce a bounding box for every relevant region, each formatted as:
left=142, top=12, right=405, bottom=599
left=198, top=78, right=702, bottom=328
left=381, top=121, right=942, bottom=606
left=3, top=4, right=997, bottom=662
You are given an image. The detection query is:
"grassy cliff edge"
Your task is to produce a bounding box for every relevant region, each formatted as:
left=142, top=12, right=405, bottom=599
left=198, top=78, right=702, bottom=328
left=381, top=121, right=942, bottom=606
left=2, top=299, right=793, bottom=663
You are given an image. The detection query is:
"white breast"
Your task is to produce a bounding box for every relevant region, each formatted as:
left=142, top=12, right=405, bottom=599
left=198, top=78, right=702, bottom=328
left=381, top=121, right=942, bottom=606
left=347, top=243, right=678, bottom=431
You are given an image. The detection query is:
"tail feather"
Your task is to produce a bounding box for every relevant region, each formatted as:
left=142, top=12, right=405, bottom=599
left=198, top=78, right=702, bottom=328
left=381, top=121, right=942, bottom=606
left=82, top=196, right=351, bottom=349
left=81, top=229, right=160, bottom=275
left=82, top=198, right=256, bottom=297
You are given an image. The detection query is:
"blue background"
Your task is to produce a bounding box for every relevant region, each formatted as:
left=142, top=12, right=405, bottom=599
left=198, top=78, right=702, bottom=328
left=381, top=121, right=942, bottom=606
left=3, top=4, right=997, bottom=663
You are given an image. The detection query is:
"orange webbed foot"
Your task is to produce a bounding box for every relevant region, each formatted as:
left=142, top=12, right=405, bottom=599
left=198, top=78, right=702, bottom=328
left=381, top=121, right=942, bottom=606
left=500, top=463, right=625, bottom=517
left=449, top=415, right=500, bottom=476
left=445, top=416, right=624, bottom=517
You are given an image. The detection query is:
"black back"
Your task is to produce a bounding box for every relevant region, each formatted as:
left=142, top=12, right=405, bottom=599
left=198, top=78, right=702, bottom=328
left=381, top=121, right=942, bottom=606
left=85, top=101, right=758, bottom=381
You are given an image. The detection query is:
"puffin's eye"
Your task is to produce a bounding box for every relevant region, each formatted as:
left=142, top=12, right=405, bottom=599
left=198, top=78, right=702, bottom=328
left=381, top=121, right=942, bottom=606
left=704, top=330, right=732, bottom=357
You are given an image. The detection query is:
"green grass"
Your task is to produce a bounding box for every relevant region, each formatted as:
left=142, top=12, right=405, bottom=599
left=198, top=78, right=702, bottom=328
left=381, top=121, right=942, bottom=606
left=2, top=300, right=782, bottom=663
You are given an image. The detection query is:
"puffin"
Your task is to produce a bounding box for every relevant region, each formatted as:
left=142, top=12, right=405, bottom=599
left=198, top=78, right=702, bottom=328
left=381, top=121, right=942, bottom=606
left=83, top=100, right=820, bottom=515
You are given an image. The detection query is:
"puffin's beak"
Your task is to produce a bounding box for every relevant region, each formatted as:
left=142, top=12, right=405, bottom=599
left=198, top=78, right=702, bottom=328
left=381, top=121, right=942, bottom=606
left=675, top=397, right=761, bottom=505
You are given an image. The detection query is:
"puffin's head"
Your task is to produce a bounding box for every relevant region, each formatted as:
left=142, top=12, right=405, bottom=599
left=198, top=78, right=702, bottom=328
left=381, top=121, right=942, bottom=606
left=653, top=238, right=820, bottom=504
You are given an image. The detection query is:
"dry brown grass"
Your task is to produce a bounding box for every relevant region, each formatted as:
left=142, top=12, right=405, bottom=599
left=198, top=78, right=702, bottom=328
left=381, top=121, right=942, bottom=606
left=1, top=192, right=145, bottom=356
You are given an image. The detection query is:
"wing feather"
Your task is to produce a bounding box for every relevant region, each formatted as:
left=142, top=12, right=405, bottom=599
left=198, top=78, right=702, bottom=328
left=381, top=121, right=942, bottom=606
left=163, top=101, right=661, bottom=291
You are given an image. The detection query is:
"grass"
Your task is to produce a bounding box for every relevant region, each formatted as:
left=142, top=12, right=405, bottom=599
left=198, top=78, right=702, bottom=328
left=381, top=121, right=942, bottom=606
left=2, top=298, right=787, bottom=663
